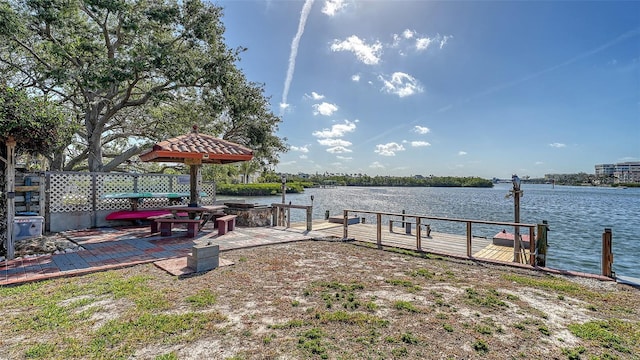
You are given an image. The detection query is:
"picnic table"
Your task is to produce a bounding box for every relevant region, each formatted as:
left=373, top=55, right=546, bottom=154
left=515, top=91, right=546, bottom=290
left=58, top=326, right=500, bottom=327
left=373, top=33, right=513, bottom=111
left=102, top=192, right=208, bottom=211
left=151, top=204, right=228, bottom=237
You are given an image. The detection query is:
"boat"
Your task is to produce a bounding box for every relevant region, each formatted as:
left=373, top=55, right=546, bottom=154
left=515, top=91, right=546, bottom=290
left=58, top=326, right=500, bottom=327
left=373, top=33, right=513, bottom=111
left=492, top=230, right=534, bottom=248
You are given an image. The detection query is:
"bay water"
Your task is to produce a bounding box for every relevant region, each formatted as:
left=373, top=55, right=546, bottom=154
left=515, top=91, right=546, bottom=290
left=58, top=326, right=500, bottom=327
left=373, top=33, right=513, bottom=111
left=222, top=184, right=639, bottom=278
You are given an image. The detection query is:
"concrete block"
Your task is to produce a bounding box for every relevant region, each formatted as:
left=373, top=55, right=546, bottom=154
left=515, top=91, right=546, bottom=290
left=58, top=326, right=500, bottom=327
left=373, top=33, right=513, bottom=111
left=187, top=243, right=219, bottom=272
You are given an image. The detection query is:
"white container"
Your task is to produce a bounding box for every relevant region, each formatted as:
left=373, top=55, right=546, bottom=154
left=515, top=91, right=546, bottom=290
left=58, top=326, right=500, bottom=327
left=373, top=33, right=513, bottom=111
left=13, top=216, right=44, bottom=241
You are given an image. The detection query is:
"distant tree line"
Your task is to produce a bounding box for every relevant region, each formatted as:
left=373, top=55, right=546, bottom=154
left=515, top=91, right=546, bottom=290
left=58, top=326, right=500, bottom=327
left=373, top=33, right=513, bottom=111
left=262, top=173, right=494, bottom=188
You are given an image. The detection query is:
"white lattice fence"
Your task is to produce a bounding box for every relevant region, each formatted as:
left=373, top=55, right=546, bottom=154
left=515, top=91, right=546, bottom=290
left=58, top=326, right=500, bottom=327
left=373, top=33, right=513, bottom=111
left=96, top=173, right=136, bottom=211
left=48, top=172, right=216, bottom=213
left=48, top=172, right=93, bottom=213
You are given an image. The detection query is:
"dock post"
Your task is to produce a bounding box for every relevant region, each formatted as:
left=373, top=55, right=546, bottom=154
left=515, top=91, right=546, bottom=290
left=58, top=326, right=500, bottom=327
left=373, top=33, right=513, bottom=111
left=535, top=221, right=548, bottom=267
left=306, top=206, right=312, bottom=231
left=287, top=201, right=291, bottom=228
left=401, top=210, right=406, bottom=227
left=376, top=213, right=382, bottom=249
left=466, top=221, right=472, bottom=257
left=602, top=228, right=613, bottom=278
left=343, top=210, right=348, bottom=240
left=271, top=206, right=277, bottom=227
left=528, top=226, right=535, bottom=266
left=325, top=210, right=330, bottom=220
left=416, top=217, right=422, bottom=250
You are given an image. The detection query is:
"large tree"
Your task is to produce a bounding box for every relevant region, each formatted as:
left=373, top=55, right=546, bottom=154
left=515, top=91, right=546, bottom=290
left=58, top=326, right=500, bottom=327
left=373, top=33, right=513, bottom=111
left=0, top=0, right=285, bottom=172
left=1, top=85, right=66, bottom=253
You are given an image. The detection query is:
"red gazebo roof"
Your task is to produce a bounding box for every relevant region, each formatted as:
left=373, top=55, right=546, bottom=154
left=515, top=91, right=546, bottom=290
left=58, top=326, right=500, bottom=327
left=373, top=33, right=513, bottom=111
left=139, top=128, right=253, bottom=164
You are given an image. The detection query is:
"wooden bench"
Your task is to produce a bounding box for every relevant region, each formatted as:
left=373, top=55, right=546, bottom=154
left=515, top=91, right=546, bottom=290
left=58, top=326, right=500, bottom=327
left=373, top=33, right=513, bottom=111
left=149, top=213, right=177, bottom=233
left=216, top=215, right=237, bottom=236
left=389, top=220, right=431, bottom=237
left=153, top=218, right=202, bottom=238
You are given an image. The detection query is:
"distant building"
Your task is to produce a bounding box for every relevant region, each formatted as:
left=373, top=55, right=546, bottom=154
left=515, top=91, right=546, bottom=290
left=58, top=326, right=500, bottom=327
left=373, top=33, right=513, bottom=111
left=595, top=162, right=640, bottom=183
left=595, top=164, right=615, bottom=177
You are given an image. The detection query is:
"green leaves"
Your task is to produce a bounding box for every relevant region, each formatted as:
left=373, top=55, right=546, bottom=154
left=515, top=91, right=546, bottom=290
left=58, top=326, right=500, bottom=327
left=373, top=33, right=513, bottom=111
left=1, top=0, right=284, bottom=172
left=0, top=86, right=66, bottom=156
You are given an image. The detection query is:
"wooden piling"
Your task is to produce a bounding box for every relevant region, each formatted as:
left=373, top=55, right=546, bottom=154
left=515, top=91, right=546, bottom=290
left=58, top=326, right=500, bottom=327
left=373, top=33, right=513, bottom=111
left=535, top=221, right=548, bottom=267
left=306, top=206, right=312, bottom=231
left=466, top=221, right=472, bottom=257
left=376, top=213, right=382, bottom=249
left=343, top=210, right=348, bottom=240
left=602, top=228, right=613, bottom=278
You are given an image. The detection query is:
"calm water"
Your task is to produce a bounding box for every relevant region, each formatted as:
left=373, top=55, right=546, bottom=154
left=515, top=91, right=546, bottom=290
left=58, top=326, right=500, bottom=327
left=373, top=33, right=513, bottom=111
left=221, top=184, right=640, bottom=278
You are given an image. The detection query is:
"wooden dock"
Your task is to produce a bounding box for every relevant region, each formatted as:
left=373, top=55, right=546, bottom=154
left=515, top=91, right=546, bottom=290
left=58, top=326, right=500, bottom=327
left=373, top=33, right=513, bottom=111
left=291, top=220, right=531, bottom=264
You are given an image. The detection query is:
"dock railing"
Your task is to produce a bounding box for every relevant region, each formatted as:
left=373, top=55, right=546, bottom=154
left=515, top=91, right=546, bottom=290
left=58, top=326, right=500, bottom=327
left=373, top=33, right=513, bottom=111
left=271, top=203, right=313, bottom=231
left=341, top=209, right=539, bottom=266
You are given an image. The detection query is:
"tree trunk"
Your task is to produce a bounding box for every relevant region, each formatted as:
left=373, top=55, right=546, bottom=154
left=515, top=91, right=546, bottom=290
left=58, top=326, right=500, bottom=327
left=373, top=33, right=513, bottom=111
left=50, top=151, right=65, bottom=171
left=86, top=107, right=104, bottom=172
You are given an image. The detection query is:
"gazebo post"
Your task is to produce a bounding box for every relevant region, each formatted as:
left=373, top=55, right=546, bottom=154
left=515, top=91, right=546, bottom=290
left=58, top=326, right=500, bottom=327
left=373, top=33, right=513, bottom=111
left=189, top=164, right=202, bottom=208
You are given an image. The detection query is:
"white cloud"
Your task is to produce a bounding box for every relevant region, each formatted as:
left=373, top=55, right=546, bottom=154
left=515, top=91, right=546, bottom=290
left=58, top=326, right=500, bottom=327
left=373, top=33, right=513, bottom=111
left=312, top=120, right=357, bottom=138
left=535, top=161, right=544, bottom=165
left=392, top=34, right=401, bottom=48
left=375, top=142, right=405, bottom=156
left=327, top=146, right=352, bottom=154
left=379, top=72, right=423, bottom=97
left=290, top=145, right=310, bottom=153
left=351, top=74, right=360, bottom=82
left=549, top=143, right=566, bottom=148
left=440, top=35, right=452, bottom=49
left=313, top=102, right=339, bottom=116
left=415, top=37, right=433, bottom=51
left=299, top=154, right=308, bottom=159
left=322, top=0, right=346, bottom=16
left=403, top=29, right=415, bottom=39
left=280, top=0, right=315, bottom=116
left=317, top=138, right=352, bottom=147
left=391, top=30, right=451, bottom=53
left=413, top=125, right=430, bottom=134
left=411, top=141, right=431, bottom=147
left=336, top=155, right=352, bottom=160
left=304, top=91, right=325, bottom=100
left=331, top=35, right=383, bottom=65
left=370, top=161, right=384, bottom=168
left=458, top=151, right=467, bottom=156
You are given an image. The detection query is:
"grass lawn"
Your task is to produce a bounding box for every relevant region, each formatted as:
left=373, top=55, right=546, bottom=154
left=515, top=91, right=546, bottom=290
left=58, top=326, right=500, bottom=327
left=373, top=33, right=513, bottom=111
left=1, top=241, right=638, bottom=359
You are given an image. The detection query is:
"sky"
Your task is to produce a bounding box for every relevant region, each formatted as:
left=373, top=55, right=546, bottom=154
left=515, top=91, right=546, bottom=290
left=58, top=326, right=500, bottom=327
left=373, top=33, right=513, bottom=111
left=218, top=0, right=639, bottom=179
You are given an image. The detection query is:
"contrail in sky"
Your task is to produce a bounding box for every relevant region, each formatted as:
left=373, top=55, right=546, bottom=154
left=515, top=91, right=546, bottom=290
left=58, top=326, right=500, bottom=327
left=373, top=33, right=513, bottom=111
left=280, top=0, right=315, bottom=116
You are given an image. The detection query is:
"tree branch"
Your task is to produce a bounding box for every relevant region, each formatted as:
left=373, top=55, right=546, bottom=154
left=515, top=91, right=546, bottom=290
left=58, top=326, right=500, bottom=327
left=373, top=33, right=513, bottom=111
left=102, top=145, right=142, bottom=172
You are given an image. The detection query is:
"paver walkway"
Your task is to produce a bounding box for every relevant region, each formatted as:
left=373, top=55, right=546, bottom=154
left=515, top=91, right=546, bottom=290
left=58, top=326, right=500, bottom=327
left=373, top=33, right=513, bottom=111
left=1, top=225, right=334, bottom=286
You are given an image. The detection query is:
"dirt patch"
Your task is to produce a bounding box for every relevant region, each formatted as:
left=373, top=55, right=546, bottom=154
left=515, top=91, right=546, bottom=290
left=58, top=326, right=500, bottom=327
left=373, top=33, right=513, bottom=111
left=1, top=241, right=638, bottom=359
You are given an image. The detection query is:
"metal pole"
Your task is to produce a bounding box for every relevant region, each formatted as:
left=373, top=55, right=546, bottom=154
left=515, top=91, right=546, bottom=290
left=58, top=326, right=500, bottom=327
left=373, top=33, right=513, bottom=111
left=514, top=190, right=520, bottom=262
left=512, top=175, right=521, bottom=263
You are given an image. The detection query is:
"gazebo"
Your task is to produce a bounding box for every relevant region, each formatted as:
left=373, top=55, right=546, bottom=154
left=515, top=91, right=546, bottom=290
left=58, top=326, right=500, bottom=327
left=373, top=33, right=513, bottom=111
left=139, top=126, right=253, bottom=206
